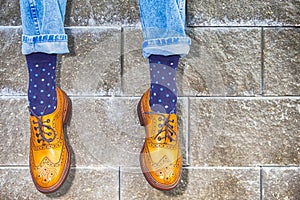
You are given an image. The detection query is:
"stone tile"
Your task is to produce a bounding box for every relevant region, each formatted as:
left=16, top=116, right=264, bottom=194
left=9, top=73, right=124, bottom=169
left=180, top=28, right=261, bottom=96
left=0, top=97, right=188, bottom=167
left=262, top=167, right=300, bottom=200
left=187, top=0, right=300, bottom=26
left=122, top=28, right=149, bottom=96
left=264, top=28, right=300, bottom=96
left=65, top=0, right=139, bottom=26
left=190, top=98, right=300, bottom=166
left=0, top=167, right=119, bottom=199
left=123, top=28, right=262, bottom=97
left=0, top=28, right=27, bottom=95
left=60, top=28, right=122, bottom=96
left=0, top=97, right=29, bottom=165
left=0, top=1, right=21, bottom=26
left=120, top=167, right=260, bottom=199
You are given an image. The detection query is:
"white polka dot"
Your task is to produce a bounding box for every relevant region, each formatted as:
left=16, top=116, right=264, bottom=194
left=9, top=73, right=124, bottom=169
left=165, top=105, right=169, bottom=109
left=33, top=84, right=37, bottom=88
left=29, top=68, right=33, bottom=72
left=41, top=78, right=45, bottom=82
left=173, top=77, right=176, bottom=81
left=48, top=63, right=52, bottom=66
left=29, top=90, right=32, bottom=93
left=169, top=72, right=172, bottom=75
left=54, top=106, right=57, bottom=109
left=157, top=61, right=161, bottom=64
left=47, top=72, right=51, bottom=76
left=160, top=88, right=164, bottom=91
left=52, top=86, right=55, bottom=90
left=42, top=68, right=46, bottom=72
left=33, top=106, right=36, bottom=110
left=162, top=77, right=165, bottom=80
left=155, top=81, right=158, bottom=84
left=34, top=74, right=39, bottom=77
left=153, top=92, right=156, bottom=96
left=47, top=94, right=51, bottom=97
left=40, top=100, right=44, bottom=104
left=30, top=78, right=33, bottom=82
left=52, top=66, right=55, bottom=70
left=51, top=76, right=54, bottom=79
left=35, top=64, right=39, bottom=67
left=40, top=89, right=44, bottom=93
left=172, top=99, right=176, bottom=103
left=158, top=99, right=162, bottom=102
left=33, top=95, right=37, bottom=99
left=167, top=83, right=170, bottom=86
left=47, top=83, right=50, bottom=86
left=163, top=66, right=166, bottom=70
left=157, top=71, right=160, bottom=74
left=166, top=94, right=170, bottom=97
left=170, top=62, right=174, bottom=66
left=48, top=105, right=51, bottom=108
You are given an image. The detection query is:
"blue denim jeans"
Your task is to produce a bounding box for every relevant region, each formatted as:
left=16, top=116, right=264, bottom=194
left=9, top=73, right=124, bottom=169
left=20, top=0, right=191, bottom=57
left=139, top=0, right=191, bottom=58
left=20, top=0, right=69, bottom=55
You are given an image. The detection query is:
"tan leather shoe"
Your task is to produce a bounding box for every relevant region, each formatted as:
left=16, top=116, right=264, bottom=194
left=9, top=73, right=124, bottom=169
left=29, top=87, right=71, bottom=193
left=138, top=88, right=182, bottom=190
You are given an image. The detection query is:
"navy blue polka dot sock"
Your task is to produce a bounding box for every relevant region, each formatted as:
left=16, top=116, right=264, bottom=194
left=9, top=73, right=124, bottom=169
left=149, top=55, right=180, bottom=114
left=26, top=53, right=57, bottom=116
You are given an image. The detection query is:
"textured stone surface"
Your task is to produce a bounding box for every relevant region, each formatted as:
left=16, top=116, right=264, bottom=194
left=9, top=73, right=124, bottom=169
left=0, top=1, right=21, bottom=26
left=60, top=28, right=122, bottom=96
left=0, top=167, right=119, bottom=199
left=0, top=97, right=29, bottom=165
left=0, top=28, right=27, bottom=95
left=65, top=0, right=139, bottom=26
left=264, top=28, right=300, bottom=96
left=120, top=167, right=260, bottom=199
left=187, top=0, right=300, bottom=26
left=190, top=98, right=300, bottom=166
left=122, top=28, right=149, bottom=96
left=262, top=167, right=300, bottom=200
left=0, top=97, right=188, bottom=167
left=181, top=28, right=261, bottom=96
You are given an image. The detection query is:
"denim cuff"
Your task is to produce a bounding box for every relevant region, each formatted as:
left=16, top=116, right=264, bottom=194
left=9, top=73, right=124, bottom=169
left=22, top=34, right=69, bottom=55
left=142, top=36, right=191, bottom=58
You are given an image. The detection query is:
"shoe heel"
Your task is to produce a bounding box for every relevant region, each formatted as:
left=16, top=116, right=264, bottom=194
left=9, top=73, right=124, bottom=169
left=137, top=98, right=145, bottom=126
left=62, top=92, right=71, bottom=125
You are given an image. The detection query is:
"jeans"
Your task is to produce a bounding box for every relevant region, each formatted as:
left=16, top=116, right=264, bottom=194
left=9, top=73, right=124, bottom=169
left=20, top=0, right=69, bottom=55
left=20, top=0, right=191, bottom=57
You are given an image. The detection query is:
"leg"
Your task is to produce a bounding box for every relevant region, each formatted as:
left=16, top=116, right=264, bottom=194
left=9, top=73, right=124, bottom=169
left=20, top=0, right=71, bottom=193
left=138, top=0, right=190, bottom=191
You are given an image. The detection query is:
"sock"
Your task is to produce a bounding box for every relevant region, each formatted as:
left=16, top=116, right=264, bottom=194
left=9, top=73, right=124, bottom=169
left=149, top=55, right=180, bottom=114
left=26, top=53, right=57, bottom=116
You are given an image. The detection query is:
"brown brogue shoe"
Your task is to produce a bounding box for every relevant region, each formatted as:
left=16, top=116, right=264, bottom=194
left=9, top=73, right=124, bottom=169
left=29, top=87, right=71, bottom=193
left=138, top=88, right=182, bottom=190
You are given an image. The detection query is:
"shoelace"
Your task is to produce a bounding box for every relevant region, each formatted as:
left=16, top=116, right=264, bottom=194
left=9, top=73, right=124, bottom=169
left=145, top=112, right=177, bottom=144
left=28, top=107, right=56, bottom=143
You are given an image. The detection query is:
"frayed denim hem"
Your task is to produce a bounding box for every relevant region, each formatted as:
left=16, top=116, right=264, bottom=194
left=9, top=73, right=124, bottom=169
left=22, top=34, right=69, bottom=55
left=142, top=37, right=191, bottom=58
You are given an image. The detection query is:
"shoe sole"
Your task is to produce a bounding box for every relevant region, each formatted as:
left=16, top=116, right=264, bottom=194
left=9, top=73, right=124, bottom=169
left=31, top=89, right=71, bottom=194
left=137, top=95, right=181, bottom=191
